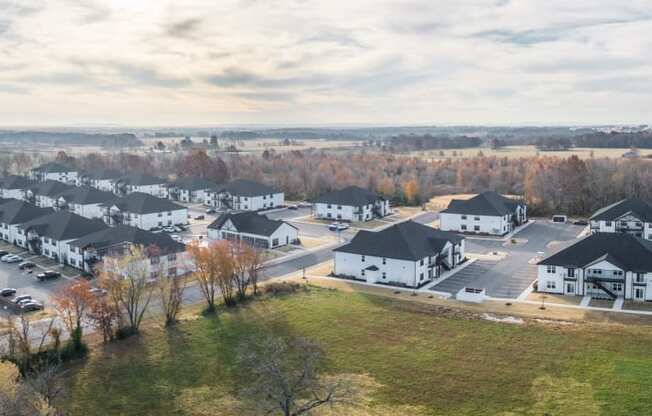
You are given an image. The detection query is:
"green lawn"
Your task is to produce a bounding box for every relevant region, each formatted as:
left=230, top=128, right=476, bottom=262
left=66, top=288, right=652, bottom=415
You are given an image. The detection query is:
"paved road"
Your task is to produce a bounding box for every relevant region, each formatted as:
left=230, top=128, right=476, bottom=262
left=431, top=221, right=582, bottom=298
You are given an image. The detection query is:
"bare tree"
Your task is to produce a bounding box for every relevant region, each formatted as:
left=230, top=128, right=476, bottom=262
left=99, top=245, right=156, bottom=334
left=52, top=280, right=95, bottom=350
left=157, top=275, right=186, bottom=326
left=87, top=295, right=119, bottom=343
left=238, top=335, right=353, bottom=416
left=0, top=360, right=64, bottom=416
left=187, top=241, right=220, bottom=312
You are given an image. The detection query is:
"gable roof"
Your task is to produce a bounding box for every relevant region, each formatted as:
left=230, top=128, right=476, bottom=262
left=21, top=211, right=108, bottom=240
left=69, top=225, right=185, bottom=254
left=105, top=192, right=185, bottom=214
left=334, top=220, right=463, bottom=261
left=31, top=162, right=76, bottom=173
left=56, top=186, right=116, bottom=205
left=27, top=180, right=74, bottom=197
left=0, top=200, right=53, bottom=225
left=538, top=233, right=652, bottom=272
left=590, top=198, right=652, bottom=222
left=441, top=191, right=524, bottom=217
left=81, top=169, right=123, bottom=180
left=171, top=176, right=218, bottom=191
left=117, top=173, right=167, bottom=186
left=208, top=211, right=295, bottom=236
left=217, top=179, right=277, bottom=197
left=312, top=186, right=383, bottom=206
left=0, top=175, right=32, bottom=190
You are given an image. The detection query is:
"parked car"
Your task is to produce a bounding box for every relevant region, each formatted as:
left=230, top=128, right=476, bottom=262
left=12, top=294, right=32, bottom=304
left=0, top=250, right=9, bottom=257
left=573, top=219, right=589, bottom=226
left=0, top=288, right=17, bottom=297
left=328, top=222, right=349, bottom=231
left=194, top=215, right=205, bottom=220
left=170, top=234, right=183, bottom=243
left=18, top=261, right=36, bottom=270
left=5, top=255, right=22, bottom=264
left=287, top=204, right=298, bottom=210
left=298, top=202, right=312, bottom=208
left=1, top=254, right=15, bottom=262
left=206, top=208, right=216, bottom=214
left=21, top=302, right=44, bottom=312
left=163, top=226, right=176, bottom=233
left=36, top=271, right=61, bottom=281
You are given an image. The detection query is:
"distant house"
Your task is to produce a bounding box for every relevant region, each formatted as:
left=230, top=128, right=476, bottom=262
left=168, top=176, right=218, bottom=204
left=311, top=186, right=390, bottom=222
left=0, top=200, right=53, bottom=245
left=206, top=179, right=284, bottom=211
left=0, top=176, right=32, bottom=199
left=67, top=225, right=189, bottom=277
left=537, top=233, right=652, bottom=301
left=334, top=221, right=465, bottom=288
left=53, top=186, right=116, bottom=219
left=23, top=180, right=75, bottom=208
left=114, top=174, right=168, bottom=198
left=30, top=162, right=78, bottom=184
left=78, top=169, right=123, bottom=192
left=439, top=191, right=527, bottom=236
left=16, top=211, right=108, bottom=264
left=589, top=198, right=652, bottom=239
left=101, top=192, right=187, bottom=230
left=207, top=211, right=298, bottom=248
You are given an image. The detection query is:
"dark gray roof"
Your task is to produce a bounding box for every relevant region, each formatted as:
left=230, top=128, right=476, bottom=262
left=334, top=221, right=463, bottom=261
left=538, top=233, right=652, bottom=272
left=208, top=211, right=295, bottom=236
left=590, top=198, right=652, bottom=222
left=117, top=173, right=167, bottom=186
left=27, top=180, right=74, bottom=197
left=218, top=179, right=277, bottom=197
left=171, top=176, right=218, bottom=191
left=82, top=169, right=123, bottom=180
left=70, top=225, right=184, bottom=254
left=0, top=200, right=53, bottom=225
left=21, top=211, right=108, bottom=241
left=105, top=192, right=185, bottom=214
left=0, top=175, right=32, bottom=190
left=441, top=191, right=524, bottom=216
left=312, top=186, right=383, bottom=206
left=55, top=186, right=116, bottom=205
left=31, top=162, right=76, bottom=173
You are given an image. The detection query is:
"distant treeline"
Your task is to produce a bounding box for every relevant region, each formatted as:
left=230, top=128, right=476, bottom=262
left=571, top=132, right=652, bottom=149
left=384, top=134, right=483, bottom=151
left=0, top=131, right=143, bottom=147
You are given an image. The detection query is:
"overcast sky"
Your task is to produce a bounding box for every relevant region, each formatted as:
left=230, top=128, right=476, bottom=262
left=0, top=0, right=651, bottom=127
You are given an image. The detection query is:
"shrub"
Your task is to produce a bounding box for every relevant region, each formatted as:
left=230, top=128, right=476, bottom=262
left=115, top=326, right=138, bottom=340
left=263, top=282, right=303, bottom=296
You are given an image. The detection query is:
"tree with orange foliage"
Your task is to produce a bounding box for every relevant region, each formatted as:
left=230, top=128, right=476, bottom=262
left=53, top=280, right=94, bottom=351
left=402, top=179, right=419, bottom=205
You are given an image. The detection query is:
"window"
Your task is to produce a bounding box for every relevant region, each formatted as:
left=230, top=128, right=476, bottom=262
left=361, top=269, right=365, bottom=276
left=567, top=268, right=575, bottom=278
left=420, top=272, right=424, bottom=281
left=420, top=259, right=424, bottom=266
left=636, top=273, right=645, bottom=283
left=167, top=212, right=172, bottom=216
left=272, top=238, right=279, bottom=246
left=474, top=217, right=480, bottom=221
left=546, top=281, right=556, bottom=289
left=337, top=205, right=342, bottom=210
left=382, top=272, right=386, bottom=279
left=150, top=257, right=160, bottom=265
left=546, top=265, right=556, bottom=274
left=361, top=255, right=365, bottom=262
left=474, top=225, right=480, bottom=231
left=327, top=204, right=332, bottom=209
left=167, top=253, right=176, bottom=261
left=605, top=221, right=612, bottom=226
left=613, top=283, right=623, bottom=292
left=612, top=270, right=623, bottom=276
left=461, top=215, right=467, bottom=220
left=635, top=288, right=645, bottom=299
left=461, top=225, right=467, bottom=230
left=382, top=258, right=386, bottom=265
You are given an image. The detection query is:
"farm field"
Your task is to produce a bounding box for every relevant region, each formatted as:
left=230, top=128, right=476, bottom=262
left=66, top=287, right=652, bottom=416
left=404, top=145, right=649, bottom=160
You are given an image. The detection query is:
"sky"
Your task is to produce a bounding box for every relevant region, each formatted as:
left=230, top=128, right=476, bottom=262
left=0, top=0, right=651, bottom=127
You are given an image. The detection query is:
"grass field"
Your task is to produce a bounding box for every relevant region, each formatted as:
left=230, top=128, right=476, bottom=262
left=65, top=288, right=652, bottom=415
left=406, top=145, right=648, bottom=160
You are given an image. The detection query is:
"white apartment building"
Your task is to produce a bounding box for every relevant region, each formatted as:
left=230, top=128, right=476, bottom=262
left=30, top=162, right=78, bottom=184
left=168, top=176, right=218, bottom=204
left=206, top=179, right=284, bottom=211
left=101, top=192, right=188, bottom=231
left=334, top=221, right=465, bottom=288
left=0, top=176, right=32, bottom=199
left=312, top=186, right=390, bottom=222
left=207, top=211, right=298, bottom=248
left=589, top=198, right=652, bottom=240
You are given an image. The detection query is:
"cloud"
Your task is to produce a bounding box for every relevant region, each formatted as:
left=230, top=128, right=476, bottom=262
left=164, top=17, right=203, bottom=39
left=65, top=0, right=111, bottom=24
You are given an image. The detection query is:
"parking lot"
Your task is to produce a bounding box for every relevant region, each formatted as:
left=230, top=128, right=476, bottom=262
left=431, top=221, right=583, bottom=299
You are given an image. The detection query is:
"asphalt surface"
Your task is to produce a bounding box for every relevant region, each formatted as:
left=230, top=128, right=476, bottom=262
left=430, top=221, right=583, bottom=298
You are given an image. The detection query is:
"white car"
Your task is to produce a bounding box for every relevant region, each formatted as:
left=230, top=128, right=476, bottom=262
left=5, top=255, right=22, bottom=263
left=163, top=226, right=176, bottom=233
left=328, top=222, right=349, bottom=231
left=1, top=254, right=15, bottom=262
left=170, top=234, right=183, bottom=243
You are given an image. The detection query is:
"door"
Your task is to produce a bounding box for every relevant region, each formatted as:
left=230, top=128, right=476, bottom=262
left=566, top=282, right=575, bottom=295
left=634, top=287, right=645, bottom=300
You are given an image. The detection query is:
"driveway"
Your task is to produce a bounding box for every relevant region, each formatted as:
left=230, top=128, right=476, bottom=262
left=431, top=221, right=583, bottom=298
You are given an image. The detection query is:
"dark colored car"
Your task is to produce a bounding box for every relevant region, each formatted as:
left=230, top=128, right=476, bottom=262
left=194, top=215, right=205, bottom=220
left=0, top=250, right=8, bottom=257
left=36, top=271, right=61, bottom=281
left=287, top=205, right=298, bottom=210
left=573, top=219, right=589, bottom=226
left=0, top=288, right=17, bottom=297
left=21, top=302, right=44, bottom=312
left=18, top=261, right=36, bottom=270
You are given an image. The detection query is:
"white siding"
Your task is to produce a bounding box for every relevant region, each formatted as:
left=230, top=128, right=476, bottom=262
left=440, top=212, right=511, bottom=236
